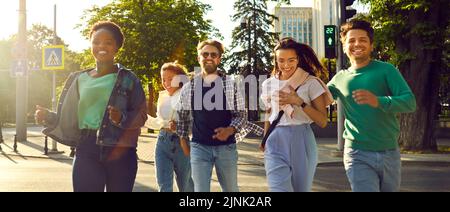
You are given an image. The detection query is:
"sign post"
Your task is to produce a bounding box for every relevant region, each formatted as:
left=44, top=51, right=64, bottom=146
left=42, top=44, right=64, bottom=153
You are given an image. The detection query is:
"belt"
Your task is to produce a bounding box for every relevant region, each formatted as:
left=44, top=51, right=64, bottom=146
left=80, top=129, right=98, bottom=137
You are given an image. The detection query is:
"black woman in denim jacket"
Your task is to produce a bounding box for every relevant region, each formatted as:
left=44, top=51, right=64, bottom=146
left=35, top=21, right=147, bottom=192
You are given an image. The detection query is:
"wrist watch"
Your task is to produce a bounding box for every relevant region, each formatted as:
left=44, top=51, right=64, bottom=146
left=300, top=102, right=307, bottom=108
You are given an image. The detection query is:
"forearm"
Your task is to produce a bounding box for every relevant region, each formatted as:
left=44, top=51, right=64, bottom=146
left=264, top=121, right=270, bottom=136
left=176, top=110, right=191, bottom=140
left=378, top=93, right=416, bottom=113
left=230, top=110, right=246, bottom=133
left=44, top=111, right=58, bottom=128
left=116, top=103, right=148, bottom=129
left=297, top=105, right=328, bottom=128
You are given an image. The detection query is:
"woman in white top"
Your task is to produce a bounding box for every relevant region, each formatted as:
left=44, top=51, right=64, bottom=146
left=261, top=38, right=332, bottom=192
left=145, top=61, right=193, bottom=192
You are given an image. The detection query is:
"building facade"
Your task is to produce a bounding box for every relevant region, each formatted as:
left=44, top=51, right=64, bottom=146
left=273, top=0, right=339, bottom=59
left=274, top=7, right=313, bottom=48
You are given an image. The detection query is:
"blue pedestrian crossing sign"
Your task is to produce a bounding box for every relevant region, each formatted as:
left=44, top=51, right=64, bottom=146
left=42, top=45, right=65, bottom=70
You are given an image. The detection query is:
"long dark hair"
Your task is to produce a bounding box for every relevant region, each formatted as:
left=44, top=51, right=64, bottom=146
left=272, top=37, right=327, bottom=79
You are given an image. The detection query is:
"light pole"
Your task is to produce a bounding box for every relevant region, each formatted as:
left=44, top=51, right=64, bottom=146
left=15, top=0, right=28, bottom=143
left=240, top=17, right=252, bottom=76
left=241, top=17, right=252, bottom=121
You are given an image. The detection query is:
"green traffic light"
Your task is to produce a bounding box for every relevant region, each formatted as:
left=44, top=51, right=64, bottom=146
left=324, top=25, right=336, bottom=58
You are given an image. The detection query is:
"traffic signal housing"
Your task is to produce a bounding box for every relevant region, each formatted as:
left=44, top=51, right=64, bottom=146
left=341, top=0, right=357, bottom=22
left=324, top=25, right=336, bottom=59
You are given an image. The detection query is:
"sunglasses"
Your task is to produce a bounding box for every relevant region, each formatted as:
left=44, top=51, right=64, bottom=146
left=200, top=52, right=220, bottom=59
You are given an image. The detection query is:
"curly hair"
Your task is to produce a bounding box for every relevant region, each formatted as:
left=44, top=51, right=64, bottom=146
left=89, top=21, right=125, bottom=49
left=340, top=19, right=374, bottom=44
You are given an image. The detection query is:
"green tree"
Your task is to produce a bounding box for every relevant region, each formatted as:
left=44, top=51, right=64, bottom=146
left=225, top=0, right=289, bottom=120
left=225, top=0, right=290, bottom=76
left=360, top=0, right=449, bottom=151
left=77, top=0, right=219, bottom=115
left=78, top=0, right=219, bottom=84
left=0, top=24, right=82, bottom=122
left=26, top=24, right=81, bottom=116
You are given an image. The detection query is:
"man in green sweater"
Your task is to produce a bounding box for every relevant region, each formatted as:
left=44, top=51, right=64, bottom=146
left=327, top=19, right=416, bottom=192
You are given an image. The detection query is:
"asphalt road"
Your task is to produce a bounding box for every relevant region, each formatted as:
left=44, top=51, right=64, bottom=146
left=1, top=154, right=449, bottom=192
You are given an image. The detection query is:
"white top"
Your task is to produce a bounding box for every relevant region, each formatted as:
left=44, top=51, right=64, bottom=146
left=261, top=77, right=325, bottom=126
left=145, top=89, right=180, bottom=129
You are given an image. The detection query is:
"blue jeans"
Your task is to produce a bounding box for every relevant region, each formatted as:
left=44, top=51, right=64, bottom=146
left=264, top=124, right=318, bottom=192
left=343, top=147, right=401, bottom=192
left=155, top=130, right=194, bottom=192
left=73, top=134, right=138, bottom=192
left=190, top=142, right=239, bottom=192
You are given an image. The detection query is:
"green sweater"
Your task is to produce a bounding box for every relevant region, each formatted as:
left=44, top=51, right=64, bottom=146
left=327, top=60, right=416, bottom=151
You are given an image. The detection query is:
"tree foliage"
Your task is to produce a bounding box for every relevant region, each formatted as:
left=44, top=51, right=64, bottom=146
left=360, top=0, right=449, bottom=150
left=225, top=0, right=290, bottom=76
left=0, top=24, right=82, bottom=122
left=77, top=0, right=220, bottom=88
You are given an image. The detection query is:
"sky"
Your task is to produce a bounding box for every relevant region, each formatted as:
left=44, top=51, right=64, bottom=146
left=0, top=0, right=361, bottom=52
left=0, top=0, right=111, bottom=52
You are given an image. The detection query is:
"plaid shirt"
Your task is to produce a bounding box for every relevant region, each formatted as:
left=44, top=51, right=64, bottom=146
left=176, top=72, right=263, bottom=142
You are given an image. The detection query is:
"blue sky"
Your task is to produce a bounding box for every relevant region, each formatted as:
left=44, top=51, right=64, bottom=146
left=0, top=0, right=365, bottom=52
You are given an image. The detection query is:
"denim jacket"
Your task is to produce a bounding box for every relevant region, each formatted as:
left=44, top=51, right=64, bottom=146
left=42, top=64, right=147, bottom=148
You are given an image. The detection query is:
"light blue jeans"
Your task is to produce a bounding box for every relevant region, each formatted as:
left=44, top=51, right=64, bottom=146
left=264, top=124, right=318, bottom=192
left=343, top=147, right=401, bottom=192
left=190, top=141, right=239, bottom=192
left=155, top=130, right=193, bottom=192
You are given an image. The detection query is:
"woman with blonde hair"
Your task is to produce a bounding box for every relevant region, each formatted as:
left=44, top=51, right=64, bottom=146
left=146, top=61, right=193, bottom=192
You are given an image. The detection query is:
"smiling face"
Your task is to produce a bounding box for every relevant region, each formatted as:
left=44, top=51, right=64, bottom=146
left=90, top=28, right=119, bottom=64
left=198, top=45, right=221, bottom=75
left=161, top=69, right=179, bottom=94
left=275, top=49, right=298, bottom=80
left=343, top=29, right=373, bottom=65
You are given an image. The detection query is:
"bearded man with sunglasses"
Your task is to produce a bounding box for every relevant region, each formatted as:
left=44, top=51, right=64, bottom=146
left=176, top=39, right=263, bottom=192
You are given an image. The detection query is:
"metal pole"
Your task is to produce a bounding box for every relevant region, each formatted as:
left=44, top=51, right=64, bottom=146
left=14, top=134, right=18, bottom=152
left=16, top=0, right=28, bottom=143
left=336, top=0, right=345, bottom=152
left=252, top=0, right=258, bottom=121
left=51, top=4, right=58, bottom=152
left=247, top=17, right=252, bottom=121
left=328, top=59, right=333, bottom=122
left=0, top=121, right=3, bottom=143
left=44, top=136, right=48, bottom=155
left=0, top=121, right=3, bottom=151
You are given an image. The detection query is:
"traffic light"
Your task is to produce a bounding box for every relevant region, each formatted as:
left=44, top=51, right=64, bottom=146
left=341, top=0, right=357, bottom=22
left=324, top=25, right=336, bottom=59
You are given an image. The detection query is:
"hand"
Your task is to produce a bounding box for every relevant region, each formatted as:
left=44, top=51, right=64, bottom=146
left=259, top=144, right=265, bottom=152
left=35, top=105, right=49, bottom=125
left=180, top=137, right=190, bottom=156
left=108, top=105, right=123, bottom=124
left=168, top=120, right=177, bottom=132
left=278, top=86, right=303, bottom=106
left=212, top=127, right=235, bottom=142
left=352, top=90, right=379, bottom=108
